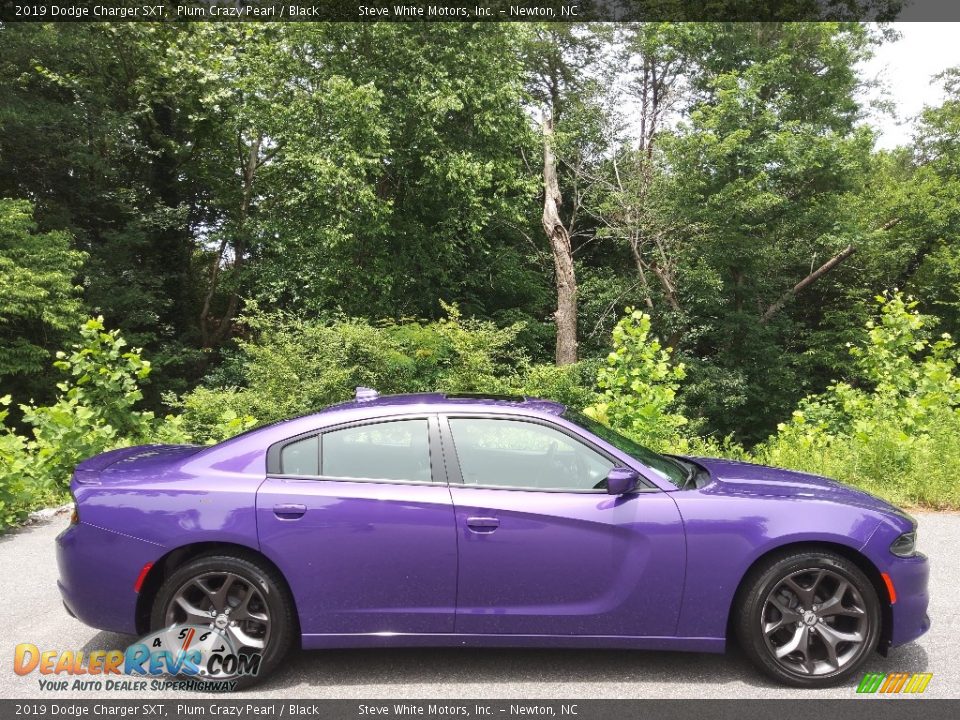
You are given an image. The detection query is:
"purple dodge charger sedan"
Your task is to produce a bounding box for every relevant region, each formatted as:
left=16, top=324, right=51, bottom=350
left=57, top=390, right=929, bottom=687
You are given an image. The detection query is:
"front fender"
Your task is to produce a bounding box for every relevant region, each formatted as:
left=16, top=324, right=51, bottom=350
left=672, top=493, right=883, bottom=640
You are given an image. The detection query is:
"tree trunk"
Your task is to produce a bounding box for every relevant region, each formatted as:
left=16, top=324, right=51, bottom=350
left=145, top=96, right=194, bottom=341
left=759, top=245, right=856, bottom=324
left=542, top=117, right=578, bottom=365
left=628, top=239, right=655, bottom=310
left=650, top=261, right=682, bottom=313
left=200, top=132, right=262, bottom=348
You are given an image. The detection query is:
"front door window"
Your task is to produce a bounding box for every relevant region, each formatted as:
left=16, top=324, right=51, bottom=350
left=447, top=417, right=614, bottom=491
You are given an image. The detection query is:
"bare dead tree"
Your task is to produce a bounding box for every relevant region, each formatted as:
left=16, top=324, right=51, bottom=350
left=542, top=117, right=578, bottom=365
left=758, top=219, right=900, bottom=324
left=525, top=25, right=606, bottom=365
left=759, top=245, right=857, bottom=324
left=584, top=26, right=692, bottom=340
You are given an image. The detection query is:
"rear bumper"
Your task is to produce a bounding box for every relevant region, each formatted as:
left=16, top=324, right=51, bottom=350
left=56, top=521, right=161, bottom=635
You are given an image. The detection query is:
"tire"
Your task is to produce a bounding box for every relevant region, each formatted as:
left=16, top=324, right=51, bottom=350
left=735, top=550, right=881, bottom=688
left=150, top=554, right=296, bottom=688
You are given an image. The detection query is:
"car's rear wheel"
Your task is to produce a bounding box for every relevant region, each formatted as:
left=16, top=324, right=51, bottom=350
left=735, top=550, right=880, bottom=687
left=150, top=554, right=295, bottom=688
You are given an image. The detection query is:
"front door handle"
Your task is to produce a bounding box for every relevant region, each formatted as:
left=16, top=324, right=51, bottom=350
left=273, top=503, right=306, bottom=519
left=466, top=516, right=499, bottom=533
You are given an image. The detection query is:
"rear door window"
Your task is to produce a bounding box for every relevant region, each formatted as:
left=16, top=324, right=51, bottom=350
left=322, top=419, right=431, bottom=482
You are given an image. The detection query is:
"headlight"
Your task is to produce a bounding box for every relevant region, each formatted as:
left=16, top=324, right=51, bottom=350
left=890, top=530, right=917, bottom=557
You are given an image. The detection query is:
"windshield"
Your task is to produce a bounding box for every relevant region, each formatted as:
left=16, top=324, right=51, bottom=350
left=564, top=411, right=688, bottom=488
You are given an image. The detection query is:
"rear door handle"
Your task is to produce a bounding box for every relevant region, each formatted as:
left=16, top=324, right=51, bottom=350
left=466, top=516, right=499, bottom=533
left=273, top=503, right=306, bottom=519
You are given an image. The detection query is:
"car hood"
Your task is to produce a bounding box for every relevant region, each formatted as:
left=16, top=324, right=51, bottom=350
left=688, top=456, right=901, bottom=515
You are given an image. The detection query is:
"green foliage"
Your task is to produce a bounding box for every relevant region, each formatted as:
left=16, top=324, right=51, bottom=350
left=0, top=318, right=162, bottom=528
left=503, top=361, right=601, bottom=412
left=653, top=23, right=879, bottom=439
left=0, top=26, right=204, bottom=402
left=886, top=69, right=960, bottom=339
left=266, top=23, right=547, bottom=318
left=0, top=317, right=261, bottom=530
left=0, top=398, right=41, bottom=528
left=756, top=295, right=960, bottom=508
left=175, top=304, right=529, bottom=442
left=17, top=318, right=167, bottom=492
left=0, top=24, right=545, bottom=405
left=584, top=309, right=689, bottom=448
left=0, top=198, right=85, bottom=383
left=177, top=303, right=605, bottom=443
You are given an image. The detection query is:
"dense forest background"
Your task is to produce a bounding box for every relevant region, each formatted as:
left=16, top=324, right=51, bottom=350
left=2, top=22, right=960, bottom=523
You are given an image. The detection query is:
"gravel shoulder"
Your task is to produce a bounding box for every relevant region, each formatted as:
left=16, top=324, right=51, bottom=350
left=0, top=512, right=955, bottom=699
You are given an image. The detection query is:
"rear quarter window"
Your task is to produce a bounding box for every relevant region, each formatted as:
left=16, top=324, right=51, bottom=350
left=280, top=435, right=319, bottom=476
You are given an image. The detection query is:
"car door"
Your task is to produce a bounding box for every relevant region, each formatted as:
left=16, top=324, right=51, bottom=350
left=442, top=414, right=686, bottom=638
left=256, top=415, right=457, bottom=638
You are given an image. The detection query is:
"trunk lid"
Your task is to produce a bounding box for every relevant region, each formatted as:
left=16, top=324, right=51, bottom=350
left=73, top=444, right=203, bottom=485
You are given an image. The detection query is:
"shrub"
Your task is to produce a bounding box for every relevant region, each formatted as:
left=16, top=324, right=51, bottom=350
left=0, top=398, right=44, bottom=527
left=16, top=318, right=175, bottom=493
left=6, top=294, right=955, bottom=534
left=584, top=308, right=690, bottom=449
left=503, top=360, right=601, bottom=411
left=0, top=198, right=85, bottom=382
left=175, top=304, right=533, bottom=442
left=755, top=294, right=960, bottom=508
left=1, top=317, right=209, bottom=530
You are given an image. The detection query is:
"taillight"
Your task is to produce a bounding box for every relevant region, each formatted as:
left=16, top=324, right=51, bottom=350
left=69, top=491, right=79, bottom=525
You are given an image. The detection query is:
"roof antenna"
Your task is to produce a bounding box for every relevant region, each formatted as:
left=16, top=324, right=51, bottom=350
left=355, top=386, right=380, bottom=401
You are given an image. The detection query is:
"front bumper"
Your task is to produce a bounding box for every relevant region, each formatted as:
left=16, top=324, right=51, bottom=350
left=861, top=517, right=931, bottom=650
left=56, top=521, right=161, bottom=635
left=885, top=551, right=931, bottom=648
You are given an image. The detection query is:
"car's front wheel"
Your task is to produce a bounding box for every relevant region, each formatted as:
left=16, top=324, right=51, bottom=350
left=150, top=554, right=296, bottom=687
left=735, top=550, right=881, bottom=687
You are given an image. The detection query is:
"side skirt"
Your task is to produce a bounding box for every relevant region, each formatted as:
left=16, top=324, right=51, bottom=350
left=300, top=633, right=726, bottom=653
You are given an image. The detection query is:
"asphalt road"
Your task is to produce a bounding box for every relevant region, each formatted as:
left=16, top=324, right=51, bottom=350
left=0, top=511, right=956, bottom=700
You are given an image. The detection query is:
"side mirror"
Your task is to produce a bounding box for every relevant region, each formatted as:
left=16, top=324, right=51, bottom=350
left=606, top=467, right=640, bottom=495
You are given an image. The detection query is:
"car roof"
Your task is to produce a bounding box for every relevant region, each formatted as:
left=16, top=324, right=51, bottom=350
left=322, top=391, right=566, bottom=417
left=212, top=392, right=568, bottom=452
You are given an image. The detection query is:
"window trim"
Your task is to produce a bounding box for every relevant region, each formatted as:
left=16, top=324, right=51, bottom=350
left=266, top=414, right=445, bottom=486
left=439, top=413, right=658, bottom=494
